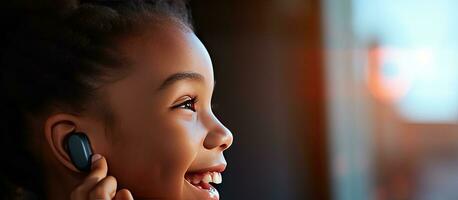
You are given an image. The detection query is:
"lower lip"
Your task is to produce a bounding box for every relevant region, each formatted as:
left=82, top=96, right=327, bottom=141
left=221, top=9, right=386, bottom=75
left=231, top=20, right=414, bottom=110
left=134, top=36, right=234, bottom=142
left=185, top=179, right=220, bottom=200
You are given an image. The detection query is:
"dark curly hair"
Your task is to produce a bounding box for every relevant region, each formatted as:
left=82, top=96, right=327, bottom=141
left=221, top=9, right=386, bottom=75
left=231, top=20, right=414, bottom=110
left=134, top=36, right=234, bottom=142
left=0, top=0, right=192, bottom=199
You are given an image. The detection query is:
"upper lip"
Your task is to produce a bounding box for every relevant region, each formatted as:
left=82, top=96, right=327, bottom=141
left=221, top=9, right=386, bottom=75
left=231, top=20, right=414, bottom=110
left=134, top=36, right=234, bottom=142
left=186, top=164, right=226, bottom=174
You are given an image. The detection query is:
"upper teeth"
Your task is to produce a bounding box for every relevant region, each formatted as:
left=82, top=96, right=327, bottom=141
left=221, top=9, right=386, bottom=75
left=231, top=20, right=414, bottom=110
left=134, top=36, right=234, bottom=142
left=187, top=172, right=223, bottom=185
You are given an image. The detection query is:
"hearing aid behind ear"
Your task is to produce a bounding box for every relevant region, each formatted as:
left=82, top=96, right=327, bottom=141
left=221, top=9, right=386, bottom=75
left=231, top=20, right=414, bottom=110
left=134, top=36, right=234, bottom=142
left=65, top=132, right=93, bottom=172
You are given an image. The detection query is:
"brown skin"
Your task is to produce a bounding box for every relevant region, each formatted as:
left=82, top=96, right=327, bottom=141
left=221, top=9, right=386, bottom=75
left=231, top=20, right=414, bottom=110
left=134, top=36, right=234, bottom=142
left=31, top=22, right=233, bottom=199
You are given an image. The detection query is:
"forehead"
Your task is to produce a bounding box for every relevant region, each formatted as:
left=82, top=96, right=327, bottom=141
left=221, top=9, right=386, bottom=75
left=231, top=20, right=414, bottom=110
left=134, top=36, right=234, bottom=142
left=117, top=23, right=214, bottom=88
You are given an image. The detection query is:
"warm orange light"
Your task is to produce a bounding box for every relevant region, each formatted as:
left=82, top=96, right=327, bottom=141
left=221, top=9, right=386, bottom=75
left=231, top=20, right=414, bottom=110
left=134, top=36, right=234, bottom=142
left=366, top=45, right=412, bottom=103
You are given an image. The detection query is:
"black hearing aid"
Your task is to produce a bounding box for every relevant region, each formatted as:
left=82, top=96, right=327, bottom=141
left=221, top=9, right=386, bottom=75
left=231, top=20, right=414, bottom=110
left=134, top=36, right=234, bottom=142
left=65, top=132, right=93, bottom=172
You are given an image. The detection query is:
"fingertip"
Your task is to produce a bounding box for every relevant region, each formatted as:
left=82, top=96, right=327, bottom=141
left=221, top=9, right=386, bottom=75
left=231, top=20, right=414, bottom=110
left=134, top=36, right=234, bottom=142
left=90, top=154, right=105, bottom=170
left=89, top=154, right=107, bottom=175
left=115, top=189, right=134, bottom=200
left=91, top=154, right=102, bottom=164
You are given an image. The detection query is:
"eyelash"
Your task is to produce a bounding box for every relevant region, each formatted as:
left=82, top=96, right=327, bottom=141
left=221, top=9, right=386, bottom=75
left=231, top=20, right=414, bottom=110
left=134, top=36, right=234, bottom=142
left=172, top=96, right=198, bottom=112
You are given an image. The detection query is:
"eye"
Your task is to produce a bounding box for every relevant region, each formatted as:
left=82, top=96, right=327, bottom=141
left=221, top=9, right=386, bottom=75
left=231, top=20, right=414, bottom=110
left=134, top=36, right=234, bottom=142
left=172, top=96, right=197, bottom=112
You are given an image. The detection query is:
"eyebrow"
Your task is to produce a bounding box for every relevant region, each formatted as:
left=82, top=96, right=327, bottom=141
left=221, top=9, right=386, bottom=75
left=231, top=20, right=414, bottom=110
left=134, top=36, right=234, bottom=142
left=157, top=71, right=205, bottom=91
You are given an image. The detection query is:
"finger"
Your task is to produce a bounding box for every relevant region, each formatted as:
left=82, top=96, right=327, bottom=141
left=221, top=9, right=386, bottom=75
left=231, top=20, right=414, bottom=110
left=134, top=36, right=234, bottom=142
left=88, top=175, right=118, bottom=200
left=70, top=154, right=107, bottom=200
left=114, top=189, right=134, bottom=200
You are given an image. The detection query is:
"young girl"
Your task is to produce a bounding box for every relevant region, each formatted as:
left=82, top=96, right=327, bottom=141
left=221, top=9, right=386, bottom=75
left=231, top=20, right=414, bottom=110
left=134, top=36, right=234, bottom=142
left=0, top=0, right=233, bottom=199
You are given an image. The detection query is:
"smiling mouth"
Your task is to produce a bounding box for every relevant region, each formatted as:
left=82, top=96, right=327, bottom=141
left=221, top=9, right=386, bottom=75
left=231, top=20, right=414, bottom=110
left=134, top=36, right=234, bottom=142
left=185, top=171, right=222, bottom=188
left=184, top=165, right=225, bottom=200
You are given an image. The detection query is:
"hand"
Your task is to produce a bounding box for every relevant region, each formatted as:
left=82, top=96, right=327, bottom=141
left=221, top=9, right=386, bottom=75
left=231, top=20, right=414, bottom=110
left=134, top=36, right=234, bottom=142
left=70, top=154, right=134, bottom=200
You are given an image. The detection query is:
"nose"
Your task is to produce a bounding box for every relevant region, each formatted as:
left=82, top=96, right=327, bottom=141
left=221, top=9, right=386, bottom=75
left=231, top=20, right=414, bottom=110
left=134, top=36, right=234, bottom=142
left=203, top=116, right=233, bottom=151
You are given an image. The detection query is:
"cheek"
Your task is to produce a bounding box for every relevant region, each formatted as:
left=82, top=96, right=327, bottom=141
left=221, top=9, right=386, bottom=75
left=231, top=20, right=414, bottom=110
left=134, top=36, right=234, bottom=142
left=105, top=114, right=204, bottom=197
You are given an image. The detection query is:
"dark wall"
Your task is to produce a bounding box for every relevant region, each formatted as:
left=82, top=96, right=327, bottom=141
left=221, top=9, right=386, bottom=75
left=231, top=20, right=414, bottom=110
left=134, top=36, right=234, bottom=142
left=189, top=1, right=329, bottom=200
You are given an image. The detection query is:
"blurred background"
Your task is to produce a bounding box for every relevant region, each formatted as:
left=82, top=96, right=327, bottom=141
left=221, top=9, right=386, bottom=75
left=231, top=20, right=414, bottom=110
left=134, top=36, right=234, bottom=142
left=189, top=0, right=458, bottom=200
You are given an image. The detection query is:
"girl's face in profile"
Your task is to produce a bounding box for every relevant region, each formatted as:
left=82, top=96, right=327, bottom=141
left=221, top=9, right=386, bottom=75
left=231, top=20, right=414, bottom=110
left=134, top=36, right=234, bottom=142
left=85, top=23, right=233, bottom=199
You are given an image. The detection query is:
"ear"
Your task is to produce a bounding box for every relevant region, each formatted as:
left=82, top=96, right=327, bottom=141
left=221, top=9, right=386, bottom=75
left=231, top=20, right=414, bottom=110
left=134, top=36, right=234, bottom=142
left=44, top=113, right=86, bottom=173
